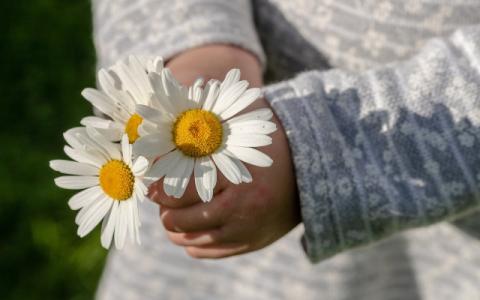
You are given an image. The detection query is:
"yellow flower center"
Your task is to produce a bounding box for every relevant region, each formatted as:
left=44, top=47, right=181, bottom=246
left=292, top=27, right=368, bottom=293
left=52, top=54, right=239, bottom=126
left=172, top=109, right=223, bottom=157
left=125, top=113, right=143, bottom=143
left=99, top=160, right=135, bottom=201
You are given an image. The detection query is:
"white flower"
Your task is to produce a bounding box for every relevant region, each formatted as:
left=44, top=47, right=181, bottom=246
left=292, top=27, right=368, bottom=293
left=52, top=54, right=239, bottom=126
left=50, top=128, right=149, bottom=249
left=134, top=69, right=277, bottom=202
left=80, top=55, right=164, bottom=143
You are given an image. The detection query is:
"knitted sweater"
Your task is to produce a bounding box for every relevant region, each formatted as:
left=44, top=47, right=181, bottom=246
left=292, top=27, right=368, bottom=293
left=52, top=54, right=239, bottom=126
left=94, top=1, right=480, bottom=299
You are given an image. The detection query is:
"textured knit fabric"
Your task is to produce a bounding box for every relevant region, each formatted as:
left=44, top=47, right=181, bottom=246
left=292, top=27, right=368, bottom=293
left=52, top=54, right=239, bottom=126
left=93, top=0, right=480, bottom=299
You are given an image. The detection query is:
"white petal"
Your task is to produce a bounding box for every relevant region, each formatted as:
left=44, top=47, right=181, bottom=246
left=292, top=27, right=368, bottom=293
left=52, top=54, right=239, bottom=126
left=211, top=151, right=241, bottom=184
left=121, top=135, right=132, bottom=166
left=98, top=68, right=135, bottom=112
left=229, top=156, right=252, bottom=183
left=226, top=134, right=272, bottom=147
left=134, top=180, right=147, bottom=203
left=78, top=197, right=112, bottom=238
left=132, top=198, right=141, bottom=244
left=133, top=133, right=174, bottom=159
left=149, top=72, right=177, bottom=114
left=128, top=55, right=153, bottom=100
left=162, top=69, right=181, bottom=100
left=200, top=79, right=216, bottom=108
left=115, top=61, right=143, bottom=102
left=101, top=200, right=119, bottom=249
left=146, top=150, right=182, bottom=179
left=162, top=69, right=191, bottom=112
left=194, top=157, right=217, bottom=202
left=136, top=104, right=170, bottom=124
left=164, top=155, right=194, bottom=198
left=190, top=77, right=204, bottom=107
left=64, top=128, right=110, bottom=161
left=225, top=146, right=273, bottom=167
left=115, top=201, right=128, bottom=249
left=181, top=88, right=195, bottom=110
left=50, top=160, right=98, bottom=176
left=54, top=176, right=99, bottom=190
left=80, top=117, right=125, bottom=142
left=75, top=194, right=104, bottom=226
left=75, top=198, right=97, bottom=225
left=134, top=55, right=150, bottom=69
left=132, top=156, right=149, bottom=176
left=64, top=146, right=105, bottom=167
left=202, top=80, right=220, bottom=111
left=137, top=120, right=154, bottom=137
left=86, top=127, right=122, bottom=160
left=188, top=86, right=194, bottom=102
left=226, top=108, right=273, bottom=124
left=81, top=88, right=117, bottom=119
left=125, top=200, right=135, bottom=243
left=63, top=127, right=88, bottom=149
left=115, top=56, right=151, bottom=105
left=74, top=193, right=108, bottom=226
left=94, top=127, right=124, bottom=142
left=219, top=69, right=241, bottom=95
left=212, top=80, right=249, bottom=115
left=220, top=88, right=261, bottom=120
left=136, top=179, right=148, bottom=195
left=80, top=116, right=113, bottom=130
left=226, top=120, right=277, bottom=135
left=127, top=198, right=141, bottom=244
left=147, top=56, right=164, bottom=73
left=68, top=186, right=103, bottom=210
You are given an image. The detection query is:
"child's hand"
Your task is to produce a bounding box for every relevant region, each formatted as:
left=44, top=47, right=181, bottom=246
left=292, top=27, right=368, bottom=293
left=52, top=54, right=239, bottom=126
left=147, top=45, right=301, bottom=258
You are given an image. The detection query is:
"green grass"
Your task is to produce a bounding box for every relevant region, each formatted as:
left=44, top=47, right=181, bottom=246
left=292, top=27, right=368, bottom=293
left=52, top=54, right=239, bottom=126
left=0, top=1, right=107, bottom=299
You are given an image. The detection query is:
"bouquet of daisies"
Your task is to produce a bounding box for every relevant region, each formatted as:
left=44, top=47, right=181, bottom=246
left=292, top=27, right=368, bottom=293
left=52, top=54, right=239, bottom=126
left=50, top=56, right=277, bottom=249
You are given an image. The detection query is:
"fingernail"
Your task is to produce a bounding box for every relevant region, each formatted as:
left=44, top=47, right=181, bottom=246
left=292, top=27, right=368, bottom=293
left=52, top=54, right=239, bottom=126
left=191, top=234, right=214, bottom=244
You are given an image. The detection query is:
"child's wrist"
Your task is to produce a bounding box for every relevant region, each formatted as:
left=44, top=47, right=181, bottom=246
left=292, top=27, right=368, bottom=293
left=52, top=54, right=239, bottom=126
left=166, top=44, right=262, bottom=86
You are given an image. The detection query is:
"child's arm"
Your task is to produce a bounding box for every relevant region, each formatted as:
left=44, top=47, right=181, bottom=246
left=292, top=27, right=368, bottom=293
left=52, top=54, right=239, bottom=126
left=148, top=44, right=301, bottom=258
left=151, top=25, right=480, bottom=262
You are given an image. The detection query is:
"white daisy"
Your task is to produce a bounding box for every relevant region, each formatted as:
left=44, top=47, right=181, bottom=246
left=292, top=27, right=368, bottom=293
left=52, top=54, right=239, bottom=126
left=80, top=55, right=164, bottom=143
left=50, top=127, right=149, bottom=249
left=134, top=69, right=277, bottom=202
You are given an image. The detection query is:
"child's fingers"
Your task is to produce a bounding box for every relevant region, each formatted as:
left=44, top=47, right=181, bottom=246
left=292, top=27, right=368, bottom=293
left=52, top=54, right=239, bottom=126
left=184, top=243, right=250, bottom=259
left=147, top=168, right=231, bottom=208
left=158, top=185, right=237, bottom=233
left=165, top=228, right=224, bottom=247
left=148, top=178, right=201, bottom=208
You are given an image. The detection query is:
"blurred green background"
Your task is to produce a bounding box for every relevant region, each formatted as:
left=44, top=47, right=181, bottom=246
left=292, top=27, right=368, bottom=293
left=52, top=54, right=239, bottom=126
left=0, top=0, right=107, bottom=299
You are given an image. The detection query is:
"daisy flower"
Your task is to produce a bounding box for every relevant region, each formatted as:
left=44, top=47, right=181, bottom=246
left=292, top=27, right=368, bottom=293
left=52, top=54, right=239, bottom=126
left=80, top=55, right=164, bottom=143
left=134, top=69, right=277, bottom=202
left=50, top=127, right=149, bottom=249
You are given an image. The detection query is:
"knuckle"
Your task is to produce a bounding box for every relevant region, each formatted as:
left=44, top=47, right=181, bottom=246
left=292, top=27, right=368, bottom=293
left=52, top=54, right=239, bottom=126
left=214, top=189, right=235, bottom=212
left=162, top=219, right=176, bottom=232
left=166, top=232, right=185, bottom=246
left=158, top=196, right=178, bottom=207
left=249, top=183, right=273, bottom=212
left=209, top=227, right=224, bottom=243
left=160, top=210, right=179, bottom=232
left=163, top=198, right=183, bottom=208
left=185, top=247, right=203, bottom=259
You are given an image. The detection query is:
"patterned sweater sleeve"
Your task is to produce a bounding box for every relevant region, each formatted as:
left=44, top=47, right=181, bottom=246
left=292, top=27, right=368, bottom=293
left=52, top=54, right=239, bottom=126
left=264, top=26, right=480, bottom=263
left=91, top=0, right=265, bottom=67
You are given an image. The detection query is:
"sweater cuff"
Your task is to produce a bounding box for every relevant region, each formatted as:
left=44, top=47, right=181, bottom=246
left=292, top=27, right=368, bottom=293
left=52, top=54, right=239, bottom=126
left=263, top=75, right=343, bottom=263
left=93, top=0, right=266, bottom=69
